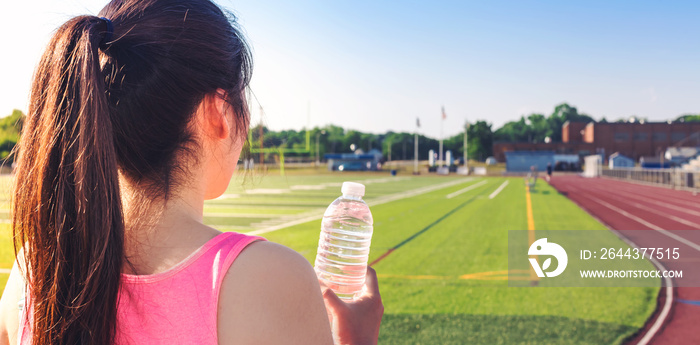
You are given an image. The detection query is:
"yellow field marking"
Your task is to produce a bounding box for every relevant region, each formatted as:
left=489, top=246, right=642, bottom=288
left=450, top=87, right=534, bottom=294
left=525, top=185, right=539, bottom=282
left=378, top=274, right=452, bottom=280
left=526, top=186, right=535, bottom=232
left=378, top=270, right=531, bottom=281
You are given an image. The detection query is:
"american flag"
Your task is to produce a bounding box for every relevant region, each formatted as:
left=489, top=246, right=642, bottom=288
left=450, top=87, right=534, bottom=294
left=441, top=106, right=447, bottom=120
left=416, top=117, right=421, bottom=128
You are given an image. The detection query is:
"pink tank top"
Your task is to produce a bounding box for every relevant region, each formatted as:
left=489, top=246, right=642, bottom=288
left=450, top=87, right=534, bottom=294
left=18, top=232, right=265, bottom=344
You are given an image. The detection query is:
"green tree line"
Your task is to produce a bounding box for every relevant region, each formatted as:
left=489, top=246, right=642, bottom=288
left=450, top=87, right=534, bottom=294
left=249, top=103, right=599, bottom=162
left=3, top=104, right=699, bottom=164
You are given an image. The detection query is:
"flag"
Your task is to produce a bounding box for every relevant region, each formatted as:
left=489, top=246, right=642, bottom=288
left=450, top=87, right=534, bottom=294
left=441, top=106, right=447, bottom=120
left=416, top=117, right=421, bottom=128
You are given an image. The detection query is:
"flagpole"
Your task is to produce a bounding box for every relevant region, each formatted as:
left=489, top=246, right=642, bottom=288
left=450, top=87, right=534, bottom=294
left=414, top=117, right=419, bottom=174
left=439, top=107, right=444, bottom=167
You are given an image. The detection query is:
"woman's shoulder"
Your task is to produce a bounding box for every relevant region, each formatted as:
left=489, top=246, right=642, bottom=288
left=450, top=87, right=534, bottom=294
left=222, top=241, right=320, bottom=303
left=217, top=241, right=333, bottom=344
left=230, top=241, right=310, bottom=275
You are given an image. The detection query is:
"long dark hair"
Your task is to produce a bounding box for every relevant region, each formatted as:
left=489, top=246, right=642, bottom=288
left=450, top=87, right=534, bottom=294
left=12, top=0, right=251, bottom=343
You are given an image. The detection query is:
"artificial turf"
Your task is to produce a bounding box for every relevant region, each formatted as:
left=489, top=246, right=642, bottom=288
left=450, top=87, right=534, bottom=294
left=0, top=172, right=658, bottom=344
left=245, top=173, right=658, bottom=344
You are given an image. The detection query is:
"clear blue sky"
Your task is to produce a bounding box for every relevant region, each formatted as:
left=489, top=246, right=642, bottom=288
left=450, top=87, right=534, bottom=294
left=1, top=0, right=699, bottom=139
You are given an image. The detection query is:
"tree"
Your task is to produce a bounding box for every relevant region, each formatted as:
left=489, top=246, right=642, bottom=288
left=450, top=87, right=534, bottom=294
left=441, top=120, right=493, bottom=162
left=325, top=125, right=345, bottom=153
left=494, top=116, right=529, bottom=142
left=526, top=113, right=551, bottom=143
left=467, top=121, right=493, bottom=161
left=344, top=130, right=362, bottom=152
left=0, top=109, right=24, bottom=163
left=546, top=103, right=594, bottom=142
left=676, top=114, right=700, bottom=122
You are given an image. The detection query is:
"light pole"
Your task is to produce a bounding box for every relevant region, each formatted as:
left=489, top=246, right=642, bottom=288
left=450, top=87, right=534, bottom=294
left=388, top=140, right=392, bottom=162
left=316, top=130, right=326, bottom=166
left=414, top=132, right=418, bottom=174
left=464, top=121, right=469, bottom=169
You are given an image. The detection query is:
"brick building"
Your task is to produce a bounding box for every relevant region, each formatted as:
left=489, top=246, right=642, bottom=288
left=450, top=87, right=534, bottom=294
left=493, top=121, right=700, bottom=162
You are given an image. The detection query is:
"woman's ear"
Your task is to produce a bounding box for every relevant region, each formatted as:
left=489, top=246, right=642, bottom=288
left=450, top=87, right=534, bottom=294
left=203, top=89, right=232, bottom=140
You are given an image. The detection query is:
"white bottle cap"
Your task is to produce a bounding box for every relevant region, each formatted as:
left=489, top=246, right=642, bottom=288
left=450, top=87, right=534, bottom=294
left=341, top=182, right=365, bottom=197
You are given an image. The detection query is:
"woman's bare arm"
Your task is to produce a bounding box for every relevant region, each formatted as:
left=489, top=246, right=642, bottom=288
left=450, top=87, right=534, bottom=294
left=0, top=259, right=25, bottom=345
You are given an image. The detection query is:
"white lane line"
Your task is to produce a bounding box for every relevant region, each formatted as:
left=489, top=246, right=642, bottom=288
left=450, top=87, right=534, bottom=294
left=599, top=178, right=700, bottom=210
left=580, top=185, right=700, bottom=229
left=654, top=229, right=700, bottom=252
left=489, top=180, right=509, bottom=199
left=587, top=182, right=700, bottom=217
left=637, top=283, right=672, bottom=345
left=446, top=180, right=489, bottom=199
left=585, top=194, right=664, bottom=230
left=248, top=177, right=476, bottom=236
left=607, top=229, right=673, bottom=345
left=581, top=191, right=700, bottom=252
left=564, top=185, right=673, bottom=345
left=632, top=203, right=700, bottom=229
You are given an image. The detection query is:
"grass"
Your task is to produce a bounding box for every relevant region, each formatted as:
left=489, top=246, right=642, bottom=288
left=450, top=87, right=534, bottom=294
left=0, top=224, right=13, bottom=290
left=0, top=171, right=659, bottom=344
left=250, top=173, right=658, bottom=344
left=379, top=314, right=638, bottom=345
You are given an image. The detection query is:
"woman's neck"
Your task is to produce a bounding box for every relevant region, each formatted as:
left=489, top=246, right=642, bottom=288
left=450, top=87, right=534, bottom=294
left=119, top=176, right=218, bottom=275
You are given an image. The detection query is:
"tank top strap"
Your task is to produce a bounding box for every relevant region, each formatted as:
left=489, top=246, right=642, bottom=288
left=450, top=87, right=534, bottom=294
left=211, top=232, right=267, bottom=299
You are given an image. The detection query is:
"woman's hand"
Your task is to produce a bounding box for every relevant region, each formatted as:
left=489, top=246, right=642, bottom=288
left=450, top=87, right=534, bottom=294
left=320, top=267, right=384, bottom=345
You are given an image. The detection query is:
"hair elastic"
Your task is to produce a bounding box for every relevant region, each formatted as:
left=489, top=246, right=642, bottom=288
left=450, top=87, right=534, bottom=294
left=99, top=17, right=114, bottom=47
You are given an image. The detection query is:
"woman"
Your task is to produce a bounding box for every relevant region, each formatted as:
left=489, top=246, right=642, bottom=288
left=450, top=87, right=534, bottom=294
left=0, top=0, right=383, bottom=344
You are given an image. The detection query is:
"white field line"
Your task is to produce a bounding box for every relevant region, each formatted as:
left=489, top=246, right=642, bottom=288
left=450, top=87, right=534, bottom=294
left=215, top=193, right=240, bottom=200
left=489, top=180, right=509, bottom=199
left=446, top=180, right=488, bottom=199
left=227, top=177, right=413, bottom=197
left=248, top=177, right=476, bottom=236
left=369, top=178, right=476, bottom=206
left=204, top=213, right=279, bottom=218
left=0, top=268, right=9, bottom=274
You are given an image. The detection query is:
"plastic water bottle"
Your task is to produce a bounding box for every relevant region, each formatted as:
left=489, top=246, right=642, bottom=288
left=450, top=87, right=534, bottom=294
left=315, top=182, right=374, bottom=300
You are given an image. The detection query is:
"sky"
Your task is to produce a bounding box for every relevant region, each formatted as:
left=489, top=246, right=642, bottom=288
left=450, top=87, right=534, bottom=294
left=0, top=1, right=699, bottom=139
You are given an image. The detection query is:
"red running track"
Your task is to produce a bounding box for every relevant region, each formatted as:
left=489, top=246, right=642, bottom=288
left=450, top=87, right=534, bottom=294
left=549, top=175, right=700, bottom=345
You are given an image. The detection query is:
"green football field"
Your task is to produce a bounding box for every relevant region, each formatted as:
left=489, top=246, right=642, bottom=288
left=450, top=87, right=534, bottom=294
left=0, top=171, right=658, bottom=344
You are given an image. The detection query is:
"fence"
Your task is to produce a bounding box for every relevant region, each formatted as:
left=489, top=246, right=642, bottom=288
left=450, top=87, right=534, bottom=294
left=602, top=168, right=700, bottom=191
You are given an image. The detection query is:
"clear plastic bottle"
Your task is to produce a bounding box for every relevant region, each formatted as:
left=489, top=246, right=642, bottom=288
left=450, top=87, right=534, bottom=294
left=314, top=182, right=374, bottom=300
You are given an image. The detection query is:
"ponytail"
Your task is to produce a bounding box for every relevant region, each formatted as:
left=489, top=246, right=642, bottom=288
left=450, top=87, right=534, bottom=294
left=13, top=15, right=124, bottom=345
left=12, top=0, right=253, bottom=343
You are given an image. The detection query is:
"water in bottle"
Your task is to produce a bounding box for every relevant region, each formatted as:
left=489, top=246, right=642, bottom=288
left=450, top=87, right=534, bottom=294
left=314, top=181, right=374, bottom=300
